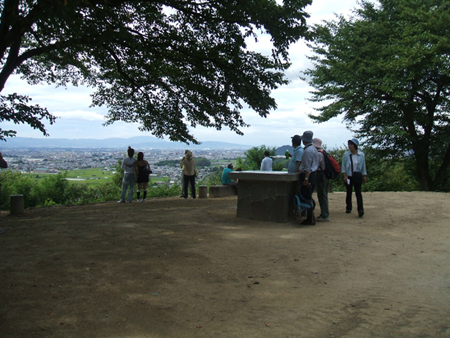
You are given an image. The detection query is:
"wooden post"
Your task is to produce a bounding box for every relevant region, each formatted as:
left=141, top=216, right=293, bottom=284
left=10, top=195, right=24, bottom=215
left=198, top=185, right=208, bottom=198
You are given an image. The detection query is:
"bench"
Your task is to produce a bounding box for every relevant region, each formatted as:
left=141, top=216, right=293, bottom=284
left=209, top=185, right=237, bottom=198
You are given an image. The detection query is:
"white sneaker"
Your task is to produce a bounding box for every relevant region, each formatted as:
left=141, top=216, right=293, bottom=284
left=317, top=216, right=330, bottom=222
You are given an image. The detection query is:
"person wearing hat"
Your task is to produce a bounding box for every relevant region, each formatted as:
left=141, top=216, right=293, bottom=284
left=287, top=134, right=303, bottom=174
left=341, top=138, right=367, bottom=217
left=313, top=138, right=330, bottom=222
left=298, top=131, right=319, bottom=225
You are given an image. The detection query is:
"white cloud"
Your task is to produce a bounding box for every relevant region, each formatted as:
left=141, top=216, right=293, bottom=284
left=54, top=110, right=106, bottom=121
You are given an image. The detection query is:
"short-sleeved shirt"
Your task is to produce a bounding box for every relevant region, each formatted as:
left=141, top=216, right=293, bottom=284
left=260, top=157, right=273, bottom=171
left=299, top=143, right=319, bottom=173
left=287, top=146, right=304, bottom=173
left=221, top=167, right=234, bottom=184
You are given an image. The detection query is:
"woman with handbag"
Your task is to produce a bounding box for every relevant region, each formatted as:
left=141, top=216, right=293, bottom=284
left=135, top=152, right=151, bottom=202
left=342, top=138, right=367, bottom=217
left=180, top=150, right=197, bottom=199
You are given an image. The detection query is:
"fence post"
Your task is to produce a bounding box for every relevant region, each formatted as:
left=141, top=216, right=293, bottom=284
left=198, top=185, right=208, bottom=198
left=10, top=195, right=24, bottom=215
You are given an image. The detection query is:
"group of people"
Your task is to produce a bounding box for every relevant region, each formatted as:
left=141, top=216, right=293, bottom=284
left=118, top=146, right=152, bottom=203
left=288, top=131, right=367, bottom=225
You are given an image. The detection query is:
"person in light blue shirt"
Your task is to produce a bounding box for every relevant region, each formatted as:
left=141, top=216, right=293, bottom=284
left=287, top=135, right=303, bottom=173
left=341, top=138, right=367, bottom=217
left=260, top=151, right=273, bottom=171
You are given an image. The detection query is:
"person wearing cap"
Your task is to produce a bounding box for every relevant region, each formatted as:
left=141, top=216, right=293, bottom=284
left=260, top=150, right=273, bottom=171
left=287, top=135, right=303, bottom=174
left=342, top=138, right=367, bottom=217
left=313, top=138, right=330, bottom=222
left=299, top=131, right=319, bottom=225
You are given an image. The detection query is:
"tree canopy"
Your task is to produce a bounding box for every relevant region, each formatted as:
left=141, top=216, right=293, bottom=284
left=304, top=0, right=450, bottom=191
left=0, top=0, right=312, bottom=142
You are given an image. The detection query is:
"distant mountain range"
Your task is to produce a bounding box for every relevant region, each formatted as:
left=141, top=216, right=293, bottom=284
left=0, top=136, right=252, bottom=149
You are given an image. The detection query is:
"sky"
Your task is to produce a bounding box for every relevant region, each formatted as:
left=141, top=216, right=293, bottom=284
left=2, top=0, right=361, bottom=150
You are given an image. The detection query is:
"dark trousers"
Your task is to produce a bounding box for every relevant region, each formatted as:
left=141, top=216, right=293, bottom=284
left=184, top=175, right=196, bottom=199
left=299, top=172, right=317, bottom=221
left=346, top=176, right=364, bottom=212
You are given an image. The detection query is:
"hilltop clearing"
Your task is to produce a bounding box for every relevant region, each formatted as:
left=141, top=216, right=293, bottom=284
left=1, top=192, right=449, bottom=337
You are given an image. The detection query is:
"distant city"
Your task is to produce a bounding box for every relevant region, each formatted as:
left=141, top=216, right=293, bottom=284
left=0, top=147, right=248, bottom=184
left=0, top=137, right=295, bottom=183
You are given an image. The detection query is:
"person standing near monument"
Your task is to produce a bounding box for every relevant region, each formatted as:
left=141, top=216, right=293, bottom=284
left=313, top=138, right=330, bottom=222
left=287, top=135, right=303, bottom=174
left=118, top=146, right=137, bottom=203
left=260, top=151, right=273, bottom=171
left=299, top=131, right=319, bottom=225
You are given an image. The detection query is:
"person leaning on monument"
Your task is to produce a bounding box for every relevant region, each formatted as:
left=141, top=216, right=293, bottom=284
left=287, top=135, right=304, bottom=174
left=260, top=150, right=273, bottom=171
left=313, top=138, right=330, bottom=222
left=221, top=163, right=238, bottom=186
left=298, top=131, right=319, bottom=226
left=118, top=146, right=137, bottom=203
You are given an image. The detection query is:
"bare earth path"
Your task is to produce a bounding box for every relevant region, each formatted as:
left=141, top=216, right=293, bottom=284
left=1, top=192, right=449, bottom=338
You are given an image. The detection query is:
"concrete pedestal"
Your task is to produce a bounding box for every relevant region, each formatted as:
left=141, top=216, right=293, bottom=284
left=10, top=194, right=24, bottom=215
left=228, top=171, right=300, bottom=223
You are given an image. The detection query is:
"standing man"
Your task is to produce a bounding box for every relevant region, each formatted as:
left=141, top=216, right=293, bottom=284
left=299, top=131, right=319, bottom=225
left=0, top=152, right=8, bottom=233
left=313, top=138, right=330, bottom=222
left=179, top=150, right=188, bottom=198
left=260, top=150, right=273, bottom=171
left=287, top=135, right=303, bottom=174
left=118, top=146, right=137, bottom=203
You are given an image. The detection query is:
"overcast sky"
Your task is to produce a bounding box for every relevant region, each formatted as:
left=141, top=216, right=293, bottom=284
left=2, top=0, right=361, bottom=150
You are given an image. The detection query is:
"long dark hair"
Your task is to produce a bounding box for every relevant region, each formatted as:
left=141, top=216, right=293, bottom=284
left=137, top=152, right=144, bottom=161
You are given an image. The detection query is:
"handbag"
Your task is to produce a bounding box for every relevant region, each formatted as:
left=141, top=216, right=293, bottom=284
left=143, top=164, right=152, bottom=175
left=350, top=154, right=363, bottom=184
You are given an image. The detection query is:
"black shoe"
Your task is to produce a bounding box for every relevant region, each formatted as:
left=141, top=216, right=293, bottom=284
left=358, top=210, right=364, bottom=217
left=346, top=209, right=351, bottom=214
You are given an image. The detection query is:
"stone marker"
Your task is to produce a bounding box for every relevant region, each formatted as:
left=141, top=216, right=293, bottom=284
left=10, top=195, right=24, bottom=215
left=198, top=185, right=208, bottom=198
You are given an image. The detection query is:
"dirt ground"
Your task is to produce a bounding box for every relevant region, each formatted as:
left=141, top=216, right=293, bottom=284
left=1, top=191, right=449, bottom=338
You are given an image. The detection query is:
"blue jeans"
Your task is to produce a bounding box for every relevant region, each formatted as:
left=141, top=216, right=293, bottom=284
left=121, top=173, right=135, bottom=202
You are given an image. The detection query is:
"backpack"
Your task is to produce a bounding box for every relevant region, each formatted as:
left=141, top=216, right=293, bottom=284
left=294, top=189, right=316, bottom=217
left=319, top=150, right=340, bottom=179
